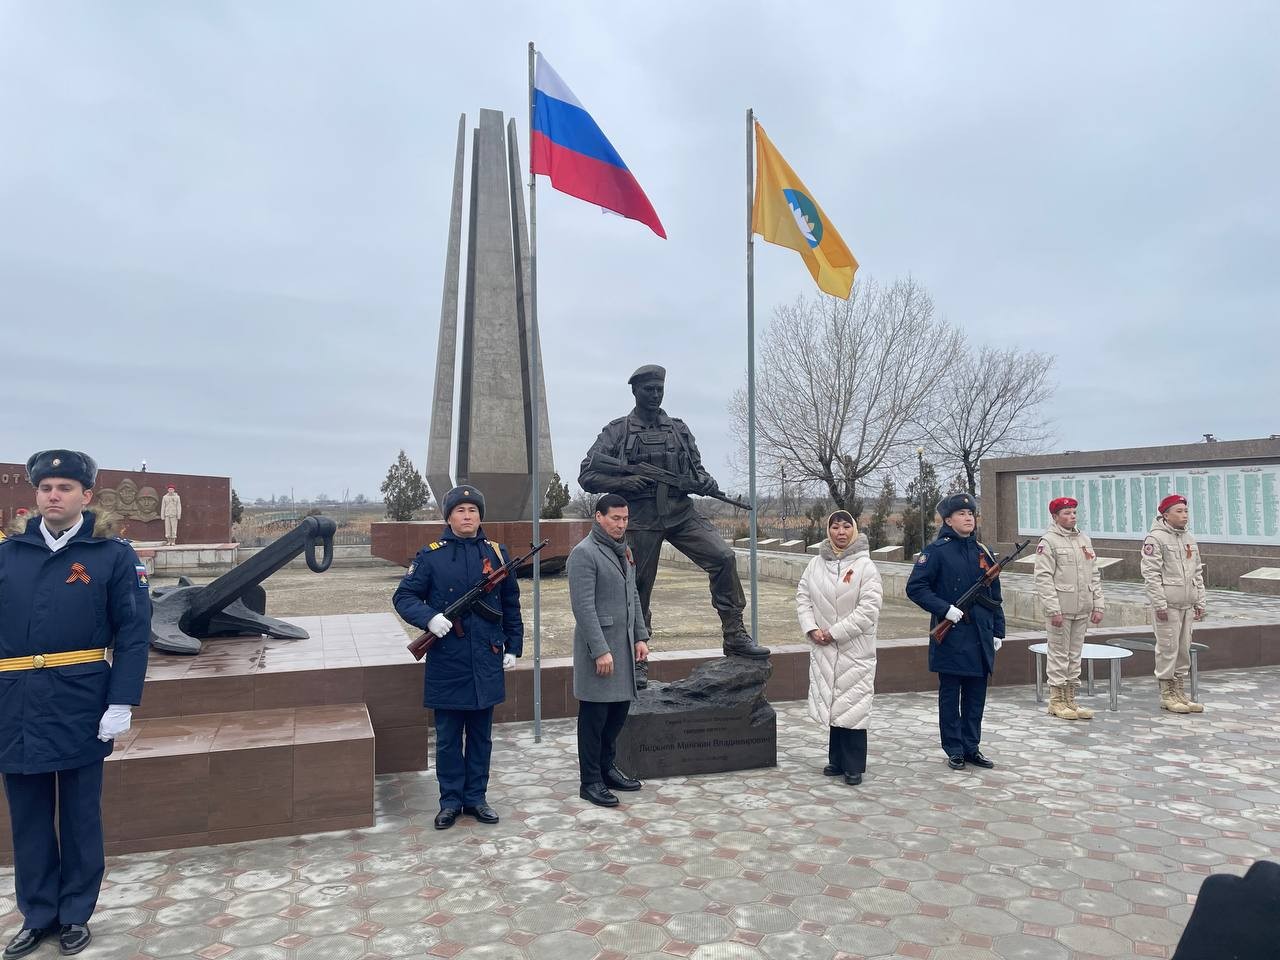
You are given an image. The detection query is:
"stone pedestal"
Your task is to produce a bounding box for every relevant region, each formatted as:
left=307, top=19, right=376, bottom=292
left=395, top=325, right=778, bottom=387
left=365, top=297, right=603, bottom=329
left=614, top=657, right=777, bottom=779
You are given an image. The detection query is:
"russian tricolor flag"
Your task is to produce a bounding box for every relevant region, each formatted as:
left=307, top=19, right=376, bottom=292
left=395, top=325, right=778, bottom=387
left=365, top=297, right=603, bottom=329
left=531, top=53, right=666, bottom=239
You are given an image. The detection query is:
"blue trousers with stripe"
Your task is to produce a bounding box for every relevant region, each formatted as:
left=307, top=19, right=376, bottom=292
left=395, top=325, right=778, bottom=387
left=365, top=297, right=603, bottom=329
left=433, top=707, right=494, bottom=809
left=2, top=759, right=106, bottom=928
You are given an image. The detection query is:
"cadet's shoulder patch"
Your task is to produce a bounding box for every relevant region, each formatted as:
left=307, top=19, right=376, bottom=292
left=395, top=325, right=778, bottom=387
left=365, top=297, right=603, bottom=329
left=407, top=562, right=416, bottom=575
left=1142, top=542, right=1156, bottom=556
left=134, top=564, right=149, bottom=588
left=428, top=541, right=444, bottom=550
left=916, top=553, right=928, bottom=564
left=1036, top=542, right=1046, bottom=554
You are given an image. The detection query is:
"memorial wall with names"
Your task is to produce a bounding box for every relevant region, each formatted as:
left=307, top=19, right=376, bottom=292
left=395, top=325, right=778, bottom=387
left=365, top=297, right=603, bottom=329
left=1016, top=464, right=1280, bottom=546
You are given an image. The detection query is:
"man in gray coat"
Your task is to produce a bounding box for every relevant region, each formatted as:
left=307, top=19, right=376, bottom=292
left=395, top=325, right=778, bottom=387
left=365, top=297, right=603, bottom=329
left=569, top=494, right=650, bottom=807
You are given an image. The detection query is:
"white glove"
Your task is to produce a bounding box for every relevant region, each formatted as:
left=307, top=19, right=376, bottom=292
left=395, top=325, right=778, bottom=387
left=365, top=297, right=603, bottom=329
left=98, top=704, right=132, bottom=742
left=502, top=653, right=516, bottom=671
left=428, top=613, right=453, bottom=638
left=945, top=605, right=964, bottom=623
left=993, top=638, right=1003, bottom=652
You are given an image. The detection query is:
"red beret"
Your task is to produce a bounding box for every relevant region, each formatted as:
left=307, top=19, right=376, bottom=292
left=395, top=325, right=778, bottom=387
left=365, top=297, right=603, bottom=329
left=1158, top=494, right=1187, bottom=514
left=167, top=484, right=176, bottom=490
left=1049, top=497, right=1077, bottom=515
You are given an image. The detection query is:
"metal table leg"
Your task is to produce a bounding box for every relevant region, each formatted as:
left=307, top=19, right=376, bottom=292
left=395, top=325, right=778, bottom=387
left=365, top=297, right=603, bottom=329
left=1087, top=659, right=1095, bottom=696
left=1110, top=659, right=1119, bottom=711
left=1035, top=652, right=1044, bottom=703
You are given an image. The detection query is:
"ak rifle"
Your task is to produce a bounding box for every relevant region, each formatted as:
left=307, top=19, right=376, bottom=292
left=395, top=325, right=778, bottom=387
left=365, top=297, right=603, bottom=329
left=930, top=539, right=1030, bottom=644
left=589, top=452, right=751, bottom=511
left=407, top=539, right=550, bottom=661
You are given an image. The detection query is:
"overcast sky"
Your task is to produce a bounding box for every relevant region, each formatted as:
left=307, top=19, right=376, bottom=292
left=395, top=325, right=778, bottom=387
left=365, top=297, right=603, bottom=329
left=2, top=2, right=1276, bottom=501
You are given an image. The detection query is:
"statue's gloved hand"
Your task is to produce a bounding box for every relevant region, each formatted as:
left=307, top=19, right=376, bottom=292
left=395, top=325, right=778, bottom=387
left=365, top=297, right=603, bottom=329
left=502, top=653, right=516, bottom=671
left=428, top=614, right=453, bottom=638
left=612, top=476, right=654, bottom=495
left=98, top=704, right=132, bottom=742
left=694, top=476, right=720, bottom=496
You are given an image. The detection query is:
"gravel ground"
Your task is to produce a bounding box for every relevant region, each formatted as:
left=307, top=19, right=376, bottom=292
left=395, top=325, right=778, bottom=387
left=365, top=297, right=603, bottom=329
left=154, top=562, right=1035, bottom=659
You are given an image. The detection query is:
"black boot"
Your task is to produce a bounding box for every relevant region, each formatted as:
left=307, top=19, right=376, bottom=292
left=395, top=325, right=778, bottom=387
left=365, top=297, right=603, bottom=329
left=580, top=783, right=620, bottom=807
left=722, top=630, right=770, bottom=659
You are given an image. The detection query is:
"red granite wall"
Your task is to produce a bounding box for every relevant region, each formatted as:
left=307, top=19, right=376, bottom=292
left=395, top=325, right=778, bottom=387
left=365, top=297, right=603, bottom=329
left=0, top=463, right=232, bottom=543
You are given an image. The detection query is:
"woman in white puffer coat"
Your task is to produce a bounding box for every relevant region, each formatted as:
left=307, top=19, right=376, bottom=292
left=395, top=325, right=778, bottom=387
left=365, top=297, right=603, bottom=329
left=796, top=511, right=883, bottom=785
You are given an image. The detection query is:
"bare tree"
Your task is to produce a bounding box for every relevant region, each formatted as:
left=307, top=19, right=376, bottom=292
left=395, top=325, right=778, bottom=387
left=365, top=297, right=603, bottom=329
left=730, top=278, right=960, bottom=513
left=919, top=345, right=1055, bottom=495
left=566, top=486, right=599, bottom=519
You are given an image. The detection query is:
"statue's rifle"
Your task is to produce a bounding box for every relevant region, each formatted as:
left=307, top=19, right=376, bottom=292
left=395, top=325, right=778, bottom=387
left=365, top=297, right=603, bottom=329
left=407, top=540, right=549, bottom=661
left=589, top=453, right=751, bottom=511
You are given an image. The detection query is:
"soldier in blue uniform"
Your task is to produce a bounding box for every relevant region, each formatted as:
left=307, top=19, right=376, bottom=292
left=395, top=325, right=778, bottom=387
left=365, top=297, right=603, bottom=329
left=392, top=485, right=522, bottom=830
left=0, top=450, right=150, bottom=958
left=905, top=493, right=1005, bottom=771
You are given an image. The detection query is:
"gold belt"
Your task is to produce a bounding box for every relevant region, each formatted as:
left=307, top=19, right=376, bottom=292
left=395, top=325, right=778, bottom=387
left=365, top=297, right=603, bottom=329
left=0, top=649, right=106, bottom=672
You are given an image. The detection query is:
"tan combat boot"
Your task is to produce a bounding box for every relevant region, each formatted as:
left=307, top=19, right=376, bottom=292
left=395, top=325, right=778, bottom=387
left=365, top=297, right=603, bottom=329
left=1047, top=685, right=1078, bottom=720
left=1067, top=682, right=1094, bottom=720
left=1159, top=679, right=1192, bottom=713
left=1174, top=676, right=1204, bottom=713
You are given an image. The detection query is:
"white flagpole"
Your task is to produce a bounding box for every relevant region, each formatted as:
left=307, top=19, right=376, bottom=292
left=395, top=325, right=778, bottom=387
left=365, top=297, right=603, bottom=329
left=746, top=109, right=759, bottom=646
left=528, top=41, right=543, bottom=742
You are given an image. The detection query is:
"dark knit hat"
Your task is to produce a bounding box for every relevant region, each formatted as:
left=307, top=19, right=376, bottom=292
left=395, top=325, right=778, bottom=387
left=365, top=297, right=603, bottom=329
left=936, top=491, right=978, bottom=519
left=26, top=449, right=98, bottom=489
left=443, top=484, right=485, bottom=520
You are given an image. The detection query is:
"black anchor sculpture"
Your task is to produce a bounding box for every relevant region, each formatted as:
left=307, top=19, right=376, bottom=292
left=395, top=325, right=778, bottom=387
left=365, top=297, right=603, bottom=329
left=149, top=515, right=337, bottom=655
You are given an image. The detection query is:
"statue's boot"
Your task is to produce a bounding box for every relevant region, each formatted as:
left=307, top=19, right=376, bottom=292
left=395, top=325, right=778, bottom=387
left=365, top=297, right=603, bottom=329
left=720, top=613, right=770, bottom=659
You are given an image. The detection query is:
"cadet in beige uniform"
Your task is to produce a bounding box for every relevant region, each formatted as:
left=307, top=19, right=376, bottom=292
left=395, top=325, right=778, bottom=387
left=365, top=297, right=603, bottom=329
left=1140, top=494, right=1206, bottom=713
left=1033, top=496, right=1104, bottom=720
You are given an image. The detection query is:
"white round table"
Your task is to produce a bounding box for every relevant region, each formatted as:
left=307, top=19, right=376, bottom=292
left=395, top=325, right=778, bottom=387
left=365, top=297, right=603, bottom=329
left=1028, top=642, right=1133, bottom=711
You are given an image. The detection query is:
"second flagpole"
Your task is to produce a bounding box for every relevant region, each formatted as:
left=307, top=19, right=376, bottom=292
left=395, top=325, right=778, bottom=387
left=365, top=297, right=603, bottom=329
left=746, top=108, right=759, bottom=648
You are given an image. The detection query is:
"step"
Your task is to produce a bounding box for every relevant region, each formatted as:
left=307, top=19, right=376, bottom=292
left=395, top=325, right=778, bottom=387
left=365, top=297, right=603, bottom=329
left=0, top=704, right=374, bottom=860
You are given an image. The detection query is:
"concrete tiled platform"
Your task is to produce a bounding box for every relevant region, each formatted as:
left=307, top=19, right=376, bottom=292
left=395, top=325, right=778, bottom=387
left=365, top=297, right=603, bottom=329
left=4, top=668, right=1279, bottom=959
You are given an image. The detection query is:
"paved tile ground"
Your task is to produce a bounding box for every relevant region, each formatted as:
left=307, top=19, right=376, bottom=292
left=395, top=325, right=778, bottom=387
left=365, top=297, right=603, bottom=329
left=4, top=668, right=1279, bottom=960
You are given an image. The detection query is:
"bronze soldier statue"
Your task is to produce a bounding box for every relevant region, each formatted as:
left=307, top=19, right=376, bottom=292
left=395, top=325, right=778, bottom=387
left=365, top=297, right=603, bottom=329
left=579, top=365, right=769, bottom=687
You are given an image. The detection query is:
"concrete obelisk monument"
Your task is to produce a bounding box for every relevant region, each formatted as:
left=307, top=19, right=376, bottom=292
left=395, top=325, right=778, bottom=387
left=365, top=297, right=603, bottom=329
left=427, top=109, right=553, bottom=517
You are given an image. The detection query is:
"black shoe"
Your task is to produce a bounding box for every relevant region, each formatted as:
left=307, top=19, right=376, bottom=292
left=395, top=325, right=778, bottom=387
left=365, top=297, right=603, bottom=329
left=580, top=783, right=620, bottom=807
left=843, top=773, right=863, bottom=785
left=822, top=764, right=842, bottom=776
left=434, top=807, right=461, bottom=830
left=4, top=928, right=50, bottom=960
left=722, top=633, right=771, bottom=659
left=603, top=766, right=642, bottom=791
left=463, top=803, right=499, bottom=824
left=58, top=925, right=91, bottom=956
left=635, top=659, right=649, bottom=690
left=964, top=752, right=995, bottom=769
left=946, top=756, right=965, bottom=770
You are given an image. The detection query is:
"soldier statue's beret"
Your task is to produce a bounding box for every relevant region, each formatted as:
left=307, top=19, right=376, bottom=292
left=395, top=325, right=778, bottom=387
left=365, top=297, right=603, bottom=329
left=936, top=492, right=978, bottom=519
left=627, top=364, right=667, bottom=385
left=1158, top=493, right=1187, bottom=515
left=26, top=449, right=98, bottom=489
left=443, top=484, right=485, bottom=520
left=1049, top=496, right=1077, bottom=515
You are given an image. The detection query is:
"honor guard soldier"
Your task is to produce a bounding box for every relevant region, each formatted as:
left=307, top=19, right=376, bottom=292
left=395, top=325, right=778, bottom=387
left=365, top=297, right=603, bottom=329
left=1141, top=494, right=1206, bottom=713
left=392, top=485, right=522, bottom=830
left=905, top=493, right=1005, bottom=771
left=0, top=451, right=150, bottom=958
left=578, top=364, right=768, bottom=686
left=1033, top=497, right=1105, bottom=720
